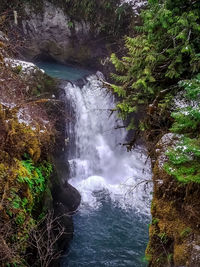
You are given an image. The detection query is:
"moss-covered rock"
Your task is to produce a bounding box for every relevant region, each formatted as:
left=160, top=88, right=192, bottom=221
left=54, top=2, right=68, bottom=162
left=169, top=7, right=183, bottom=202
left=146, top=134, right=200, bottom=267
left=0, top=50, right=79, bottom=265
left=0, top=110, right=54, bottom=265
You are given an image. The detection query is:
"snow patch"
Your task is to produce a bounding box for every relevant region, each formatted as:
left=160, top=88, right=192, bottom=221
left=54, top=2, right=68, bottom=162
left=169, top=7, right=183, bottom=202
left=120, top=0, right=147, bottom=14
left=17, top=108, right=33, bottom=126
left=173, top=91, right=199, bottom=110
left=194, top=245, right=200, bottom=251
left=156, top=133, right=180, bottom=168
left=0, top=31, right=8, bottom=42
left=0, top=101, right=16, bottom=108
left=5, top=58, right=44, bottom=75
left=16, top=108, right=49, bottom=134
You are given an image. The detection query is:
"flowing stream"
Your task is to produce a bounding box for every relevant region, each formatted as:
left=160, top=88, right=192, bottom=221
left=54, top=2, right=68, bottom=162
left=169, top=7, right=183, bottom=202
left=37, top=61, right=152, bottom=267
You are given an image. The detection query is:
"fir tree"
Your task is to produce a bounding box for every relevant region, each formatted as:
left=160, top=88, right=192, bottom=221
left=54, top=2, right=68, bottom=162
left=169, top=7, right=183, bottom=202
left=111, top=0, right=200, bottom=128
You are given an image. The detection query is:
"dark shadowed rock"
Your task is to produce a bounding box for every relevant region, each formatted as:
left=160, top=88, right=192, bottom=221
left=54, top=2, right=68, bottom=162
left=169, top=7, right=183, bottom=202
left=52, top=180, right=81, bottom=213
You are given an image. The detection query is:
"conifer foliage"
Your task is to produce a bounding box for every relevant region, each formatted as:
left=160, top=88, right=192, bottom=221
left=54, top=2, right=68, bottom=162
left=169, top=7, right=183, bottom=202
left=111, top=0, right=200, bottom=125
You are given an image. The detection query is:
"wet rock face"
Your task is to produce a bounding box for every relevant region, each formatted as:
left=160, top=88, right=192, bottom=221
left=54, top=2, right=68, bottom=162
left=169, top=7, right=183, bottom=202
left=21, top=1, right=105, bottom=67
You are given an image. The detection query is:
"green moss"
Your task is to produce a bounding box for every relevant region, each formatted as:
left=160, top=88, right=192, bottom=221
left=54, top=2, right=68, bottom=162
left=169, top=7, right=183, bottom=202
left=0, top=106, right=54, bottom=265
left=158, top=232, right=168, bottom=244
left=15, top=212, right=26, bottom=225
left=180, top=227, right=192, bottom=239
left=152, top=217, right=159, bottom=225
left=3, top=158, right=53, bottom=265
left=12, top=65, right=23, bottom=74
left=174, top=243, right=189, bottom=265
left=142, top=253, right=152, bottom=264
left=148, top=155, right=200, bottom=266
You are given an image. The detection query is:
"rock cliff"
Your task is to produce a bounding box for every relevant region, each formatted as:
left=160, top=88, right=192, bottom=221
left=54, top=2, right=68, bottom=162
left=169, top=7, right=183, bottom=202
left=21, top=2, right=95, bottom=65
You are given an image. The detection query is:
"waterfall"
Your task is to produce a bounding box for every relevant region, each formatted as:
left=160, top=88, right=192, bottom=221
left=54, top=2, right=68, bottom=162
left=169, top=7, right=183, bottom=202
left=35, top=62, right=151, bottom=266
left=64, top=72, right=152, bottom=214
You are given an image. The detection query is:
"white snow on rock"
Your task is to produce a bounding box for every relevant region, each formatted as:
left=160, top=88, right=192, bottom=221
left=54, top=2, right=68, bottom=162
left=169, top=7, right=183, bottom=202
left=121, top=0, right=146, bottom=6
left=120, top=0, right=147, bottom=14
left=17, top=108, right=33, bottom=126
left=0, top=31, right=8, bottom=42
left=0, top=101, right=16, bottom=109
left=173, top=91, right=191, bottom=110
left=16, top=107, right=50, bottom=133
left=1, top=59, right=44, bottom=109
left=173, top=91, right=199, bottom=120
left=1, top=59, right=50, bottom=133
left=5, top=58, right=44, bottom=75
left=156, top=133, right=180, bottom=169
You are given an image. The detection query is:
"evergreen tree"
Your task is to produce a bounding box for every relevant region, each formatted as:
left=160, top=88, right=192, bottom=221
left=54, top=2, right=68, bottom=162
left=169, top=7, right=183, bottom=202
left=111, top=0, right=200, bottom=127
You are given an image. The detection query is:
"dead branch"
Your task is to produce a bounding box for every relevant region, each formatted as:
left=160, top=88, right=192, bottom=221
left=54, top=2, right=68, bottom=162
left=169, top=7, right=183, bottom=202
left=28, top=211, right=70, bottom=267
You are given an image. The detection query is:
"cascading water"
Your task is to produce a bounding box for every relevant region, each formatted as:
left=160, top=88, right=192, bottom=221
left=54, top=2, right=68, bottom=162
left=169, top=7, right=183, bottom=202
left=63, top=72, right=152, bottom=267
left=64, top=72, right=151, bottom=214
left=37, top=61, right=152, bottom=267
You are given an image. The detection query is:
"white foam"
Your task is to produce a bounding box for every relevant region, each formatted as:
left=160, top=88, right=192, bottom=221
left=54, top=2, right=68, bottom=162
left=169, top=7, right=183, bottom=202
left=65, top=73, right=152, bottom=216
left=70, top=149, right=152, bottom=215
